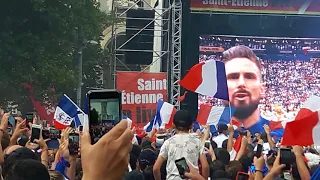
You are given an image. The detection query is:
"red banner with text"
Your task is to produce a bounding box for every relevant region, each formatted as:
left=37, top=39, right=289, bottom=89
left=116, top=72, right=167, bottom=133
left=191, top=0, right=320, bottom=15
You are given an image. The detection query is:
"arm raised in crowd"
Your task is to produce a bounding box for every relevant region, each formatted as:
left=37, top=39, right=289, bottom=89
left=0, top=113, right=10, bottom=164
left=81, top=120, right=134, bottom=180
left=263, top=124, right=275, bottom=150
left=227, top=124, right=234, bottom=153
left=292, top=146, right=310, bottom=180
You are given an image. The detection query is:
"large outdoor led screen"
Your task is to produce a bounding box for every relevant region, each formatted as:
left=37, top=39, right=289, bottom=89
left=198, top=35, right=320, bottom=133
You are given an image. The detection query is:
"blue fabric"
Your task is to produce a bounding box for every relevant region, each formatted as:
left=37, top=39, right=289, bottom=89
left=214, top=61, right=229, bottom=101
left=55, top=157, right=69, bottom=179
left=311, top=167, right=320, bottom=180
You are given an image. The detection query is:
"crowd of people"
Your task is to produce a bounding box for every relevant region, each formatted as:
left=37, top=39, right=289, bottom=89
left=1, top=106, right=320, bottom=180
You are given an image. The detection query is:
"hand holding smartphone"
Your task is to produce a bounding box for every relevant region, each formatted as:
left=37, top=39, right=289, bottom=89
left=175, top=157, right=190, bottom=179
left=280, top=148, right=294, bottom=171
left=31, top=124, right=41, bottom=142
left=87, top=89, right=122, bottom=144
left=68, top=133, right=80, bottom=155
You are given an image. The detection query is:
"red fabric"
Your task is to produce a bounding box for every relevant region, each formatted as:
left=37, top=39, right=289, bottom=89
left=165, top=108, right=177, bottom=129
left=282, top=108, right=319, bottom=146
left=179, top=62, right=205, bottom=91
left=234, top=135, right=244, bottom=153
left=269, top=121, right=283, bottom=131
left=178, top=91, right=188, bottom=102
left=196, top=104, right=212, bottom=126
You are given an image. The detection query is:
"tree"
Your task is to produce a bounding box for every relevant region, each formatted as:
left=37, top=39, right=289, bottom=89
left=0, top=0, right=112, bottom=108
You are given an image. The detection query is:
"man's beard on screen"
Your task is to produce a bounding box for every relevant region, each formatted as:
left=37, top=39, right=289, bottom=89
left=232, top=99, right=260, bottom=120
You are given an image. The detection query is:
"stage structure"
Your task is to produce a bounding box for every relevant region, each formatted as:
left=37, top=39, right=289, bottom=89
left=109, top=0, right=183, bottom=110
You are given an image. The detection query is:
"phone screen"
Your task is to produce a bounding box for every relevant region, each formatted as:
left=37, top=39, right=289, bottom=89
left=26, top=113, right=33, bottom=123
left=88, top=90, right=121, bottom=144
left=31, top=126, right=40, bottom=142
left=175, top=158, right=190, bottom=179
left=205, top=141, right=210, bottom=149
left=256, top=144, right=263, bottom=158
left=68, top=133, right=79, bottom=155
left=49, top=129, right=61, bottom=139
left=237, top=173, right=249, bottom=180
left=280, top=148, right=294, bottom=170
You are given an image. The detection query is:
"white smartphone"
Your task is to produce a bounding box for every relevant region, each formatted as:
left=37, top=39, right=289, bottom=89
left=31, top=124, right=41, bottom=142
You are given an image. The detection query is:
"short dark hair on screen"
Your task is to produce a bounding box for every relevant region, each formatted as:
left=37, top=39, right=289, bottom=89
left=222, top=45, right=262, bottom=71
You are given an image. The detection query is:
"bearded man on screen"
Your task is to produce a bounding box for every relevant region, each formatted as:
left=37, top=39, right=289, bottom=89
left=222, top=45, right=268, bottom=134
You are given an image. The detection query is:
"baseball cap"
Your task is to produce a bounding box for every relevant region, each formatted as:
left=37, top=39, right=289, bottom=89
left=217, top=124, right=228, bottom=133
left=138, top=149, right=157, bottom=166
left=5, top=147, right=40, bottom=162
left=173, top=110, right=193, bottom=129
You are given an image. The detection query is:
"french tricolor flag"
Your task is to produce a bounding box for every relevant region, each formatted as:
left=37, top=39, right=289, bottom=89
left=54, top=95, right=85, bottom=129
left=197, top=104, right=235, bottom=126
left=179, top=60, right=229, bottom=101
left=282, top=96, right=320, bottom=146
left=143, top=100, right=176, bottom=132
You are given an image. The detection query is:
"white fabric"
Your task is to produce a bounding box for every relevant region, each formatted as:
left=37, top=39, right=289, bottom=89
left=229, top=148, right=237, bottom=161
left=304, top=152, right=320, bottom=168
left=159, top=102, right=175, bottom=125
left=212, top=134, right=228, bottom=148
left=312, top=111, right=320, bottom=145
left=196, top=60, right=218, bottom=96
left=206, top=107, right=225, bottom=125
left=159, top=133, right=204, bottom=180
left=54, top=106, right=73, bottom=126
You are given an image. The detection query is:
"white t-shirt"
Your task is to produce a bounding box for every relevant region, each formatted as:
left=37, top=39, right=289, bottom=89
left=254, top=143, right=271, bottom=155
left=229, top=148, right=237, bottom=161
left=159, top=133, right=204, bottom=180
left=212, top=134, right=228, bottom=148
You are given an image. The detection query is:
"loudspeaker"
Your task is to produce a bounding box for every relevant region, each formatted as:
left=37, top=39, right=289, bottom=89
left=125, top=9, right=155, bottom=65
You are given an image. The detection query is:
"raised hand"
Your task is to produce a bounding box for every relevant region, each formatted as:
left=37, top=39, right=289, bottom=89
left=81, top=120, right=134, bottom=180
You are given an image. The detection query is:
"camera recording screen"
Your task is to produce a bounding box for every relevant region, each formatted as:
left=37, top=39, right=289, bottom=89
left=198, top=35, right=320, bottom=133
left=89, top=98, right=120, bottom=143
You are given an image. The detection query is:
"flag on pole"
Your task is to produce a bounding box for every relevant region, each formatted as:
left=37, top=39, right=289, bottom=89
left=143, top=100, right=176, bottom=132
left=54, top=94, right=86, bottom=129
left=179, top=60, right=229, bottom=101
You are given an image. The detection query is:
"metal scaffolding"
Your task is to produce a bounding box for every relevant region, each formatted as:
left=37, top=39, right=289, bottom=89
left=108, top=0, right=171, bottom=87
left=170, top=0, right=182, bottom=110
left=108, top=0, right=183, bottom=110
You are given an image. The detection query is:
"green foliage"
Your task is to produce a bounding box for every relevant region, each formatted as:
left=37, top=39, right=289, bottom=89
left=0, top=0, right=112, bottom=106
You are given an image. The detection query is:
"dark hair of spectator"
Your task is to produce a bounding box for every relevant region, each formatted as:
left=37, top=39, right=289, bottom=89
left=222, top=45, right=262, bottom=71
left=48, top=170, right=65, bottom=180
left=4, top=159, right=50, bottom=180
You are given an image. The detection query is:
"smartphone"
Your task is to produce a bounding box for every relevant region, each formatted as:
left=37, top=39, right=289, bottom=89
left=49, top=128, right=61, bottom=139
left=280, top=148, right=294, bottom=171
left=236, top=172, right=249, bottom=180
left=205, top=141, right=211, bottom=149
left=175, top=157, right=190, bottom=179
left=256, top=144, right=263, bottom=158
left=26, top=113, right=34, bottom=123
left=31, top=124, right=41, bottom=142
left=68, top=133, right=79, bottom=155
left=42, top=129, right=50, bottom=140
left=78, top=125, right=83, bottom=132
left=87, top=89, right=122, bottom=144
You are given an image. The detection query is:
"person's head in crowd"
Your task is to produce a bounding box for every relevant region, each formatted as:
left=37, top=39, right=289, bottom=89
left=137, top=149, right=157, bottom=171
left=3, top=146, right=40, bottom=178
left=143, top=166, right=155, bottom=180
left=173, top=110, right=193, bottom=132
left=266, top=156, right=276, bottom=171
left=222, top=45, right=265, bottom=126
left=212, top=170, right=231, bottom=179
left=124, top=170, right=145, bottom=180
left=131, top=144, right=142, bottom=159
left=141, top=138, right=152, bottom=150
left=211, top=160, right=225, bottom=173
left=4, top=159, right=50, bottom=180
left=217, top=124, right=228, bottom=135
left=225, top=161, right=244, bottom=180
left=48, top=170, right=65, bottom=180
left=214, top=148, right=230, bottom=166
left=239, top=155, right=253, bottom=173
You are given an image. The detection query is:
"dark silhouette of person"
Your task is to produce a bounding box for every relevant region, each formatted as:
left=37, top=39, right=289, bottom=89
left=90, top=108, right=99, bottom=125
